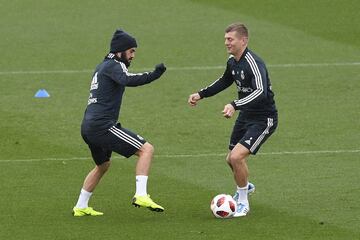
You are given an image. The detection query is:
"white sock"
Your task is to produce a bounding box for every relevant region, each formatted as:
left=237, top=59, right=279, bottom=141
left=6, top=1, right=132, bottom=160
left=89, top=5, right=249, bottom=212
left=236, top=183, right=249, bottom=205
left=135, top=175, right=148, bottom=196
left=75, top=188, right=92, bottom=209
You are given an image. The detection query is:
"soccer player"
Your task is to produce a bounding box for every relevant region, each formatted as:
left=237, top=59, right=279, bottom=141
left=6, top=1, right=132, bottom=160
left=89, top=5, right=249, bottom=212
left=73, top=29, right=167, bottom=216
left=188, top=23, right=278, bottom=217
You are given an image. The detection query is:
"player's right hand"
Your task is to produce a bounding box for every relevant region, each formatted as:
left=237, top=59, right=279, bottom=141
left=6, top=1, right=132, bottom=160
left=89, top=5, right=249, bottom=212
left=188, top=93, right=201, bottom=106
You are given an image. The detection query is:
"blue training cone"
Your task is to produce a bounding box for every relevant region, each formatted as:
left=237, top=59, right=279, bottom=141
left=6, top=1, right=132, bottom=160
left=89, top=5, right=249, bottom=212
left=34, top=89, right=50, bottom=98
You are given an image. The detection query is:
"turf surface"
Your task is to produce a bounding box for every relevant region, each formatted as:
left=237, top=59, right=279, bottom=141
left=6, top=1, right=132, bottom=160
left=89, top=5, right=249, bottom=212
left=0, top=0, right=359, bottom=239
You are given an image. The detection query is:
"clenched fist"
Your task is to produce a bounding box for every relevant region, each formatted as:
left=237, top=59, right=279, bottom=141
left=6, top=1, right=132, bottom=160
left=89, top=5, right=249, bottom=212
left=188, top=93, right=201, bottom=106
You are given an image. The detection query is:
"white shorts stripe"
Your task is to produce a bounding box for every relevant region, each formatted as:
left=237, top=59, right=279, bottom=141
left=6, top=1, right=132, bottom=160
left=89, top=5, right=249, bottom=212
left=110, top=127, right=143, bottom=148
left=109, top=127, right=142, bottom=149
left=250, top=118, right=273, bottom=153
left=115, top=128, right=143, bottom=147
left=109, top=128, right=142, bottom=149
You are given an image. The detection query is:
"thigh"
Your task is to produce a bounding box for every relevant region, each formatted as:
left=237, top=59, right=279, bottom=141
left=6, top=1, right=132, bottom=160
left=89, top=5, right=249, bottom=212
left=82, top=124, right=147, bottom=163
left=229, top=118, right=248, bottom=150
left=82, top=134, right=112, bottom=165
left=107, top=124, right=147, bottom=158
left=239, top=117, right=278, bottom=155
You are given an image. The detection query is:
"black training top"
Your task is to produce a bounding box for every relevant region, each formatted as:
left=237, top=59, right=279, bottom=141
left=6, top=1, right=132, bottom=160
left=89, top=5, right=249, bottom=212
left=198, top=48, right=277, bottom=115
left=82, top=53, right=161, bottom=134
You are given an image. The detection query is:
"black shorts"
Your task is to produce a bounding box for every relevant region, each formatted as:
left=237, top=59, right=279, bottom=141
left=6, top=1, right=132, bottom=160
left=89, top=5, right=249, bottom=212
left=229, top=112, right=278, bottom=154
left=81, top=123, right=146, bottom=165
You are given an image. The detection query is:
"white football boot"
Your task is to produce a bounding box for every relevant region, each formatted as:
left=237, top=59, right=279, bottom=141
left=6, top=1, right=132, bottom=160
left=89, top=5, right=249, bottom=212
left=233, top=202, right=250, bottom=217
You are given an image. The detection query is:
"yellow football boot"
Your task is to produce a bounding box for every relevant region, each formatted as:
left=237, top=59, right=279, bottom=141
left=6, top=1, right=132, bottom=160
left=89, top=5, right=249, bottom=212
left=72, top=207, right=104, bottom=217
left=132, top=195, right=164, bottom=212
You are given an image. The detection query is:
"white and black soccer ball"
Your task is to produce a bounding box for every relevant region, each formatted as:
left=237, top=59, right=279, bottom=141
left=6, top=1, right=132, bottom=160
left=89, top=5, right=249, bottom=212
left=210, top=194, right=237, bottom=218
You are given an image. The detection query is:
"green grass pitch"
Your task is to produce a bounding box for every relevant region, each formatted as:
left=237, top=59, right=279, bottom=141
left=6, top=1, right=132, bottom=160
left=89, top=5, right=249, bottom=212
left=0, top=0, right=359, bottom=239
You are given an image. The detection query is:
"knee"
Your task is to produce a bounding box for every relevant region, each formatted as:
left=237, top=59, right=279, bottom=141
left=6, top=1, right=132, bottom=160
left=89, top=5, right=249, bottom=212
left=97, top=161, right=111, bottom=174
left=228, top=152, right=246, bottom=166
left=228, top=153, right=237, bottom=165
left=139, top=142, right=154, bottom=156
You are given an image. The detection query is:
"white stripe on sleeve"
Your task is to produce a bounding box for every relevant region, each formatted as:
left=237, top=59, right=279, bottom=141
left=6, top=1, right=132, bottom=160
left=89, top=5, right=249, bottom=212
left=234, top=52, right=264, bottom=106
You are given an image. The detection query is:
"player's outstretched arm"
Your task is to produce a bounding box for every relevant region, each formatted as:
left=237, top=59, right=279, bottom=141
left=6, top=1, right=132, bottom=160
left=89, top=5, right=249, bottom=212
left=188, top=93, right=201, bottom=106
left=123, top=63, right=167, bottom=87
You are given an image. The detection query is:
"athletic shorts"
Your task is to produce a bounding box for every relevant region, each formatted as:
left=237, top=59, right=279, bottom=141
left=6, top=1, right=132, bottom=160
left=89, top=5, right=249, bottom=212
left=81, top=123, right=146, bottom=165
left=229, top=112, right=278, bottom=154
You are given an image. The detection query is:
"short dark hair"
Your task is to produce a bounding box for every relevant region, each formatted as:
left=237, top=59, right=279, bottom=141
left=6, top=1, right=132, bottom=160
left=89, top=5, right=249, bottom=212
left=225, top=23, right=248, bottom=37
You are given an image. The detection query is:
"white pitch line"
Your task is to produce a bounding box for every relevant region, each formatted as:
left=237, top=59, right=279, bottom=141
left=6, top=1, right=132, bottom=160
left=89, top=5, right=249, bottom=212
left=0, top=62, right=359, bottom=75
left=268, top=62, right=360, bottom=68
left=0, top=149, right=359, bottom=163
left=0, top=69, right=93, bottom=75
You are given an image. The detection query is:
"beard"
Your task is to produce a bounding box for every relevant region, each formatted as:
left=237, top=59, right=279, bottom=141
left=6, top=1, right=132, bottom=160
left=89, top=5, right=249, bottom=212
left=119, top=52, right=131, bottom=68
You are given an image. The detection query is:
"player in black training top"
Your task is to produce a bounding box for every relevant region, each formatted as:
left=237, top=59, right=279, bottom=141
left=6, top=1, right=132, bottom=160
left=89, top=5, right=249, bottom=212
left=188, top=23, right=278, bottom=217
left=73, top=29, right=166, bottom=216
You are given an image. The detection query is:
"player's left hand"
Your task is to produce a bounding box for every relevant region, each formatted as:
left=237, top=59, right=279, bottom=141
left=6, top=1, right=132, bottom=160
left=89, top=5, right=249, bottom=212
left=222, top=104, right=235, bottom=118
left=154, top=63, right=167, bottom=75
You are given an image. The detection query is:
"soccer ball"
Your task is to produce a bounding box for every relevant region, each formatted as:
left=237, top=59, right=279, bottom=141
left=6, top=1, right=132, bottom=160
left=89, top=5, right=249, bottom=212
left=210, top=194, right=237, bottom=218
